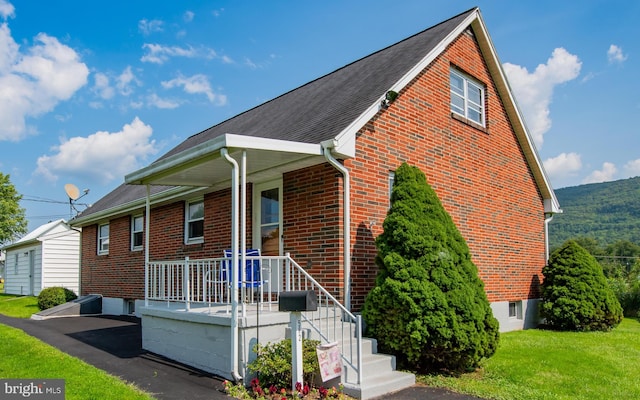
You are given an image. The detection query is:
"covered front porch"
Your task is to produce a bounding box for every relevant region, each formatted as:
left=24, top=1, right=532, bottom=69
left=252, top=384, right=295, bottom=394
left=138, top=253, right=375, bottom=397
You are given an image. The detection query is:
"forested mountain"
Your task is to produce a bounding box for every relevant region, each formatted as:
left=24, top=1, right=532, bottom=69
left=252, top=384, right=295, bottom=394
left=549, top=176, right=640, bottom=250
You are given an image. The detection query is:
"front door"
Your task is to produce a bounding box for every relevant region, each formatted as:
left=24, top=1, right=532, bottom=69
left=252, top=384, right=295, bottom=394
left=253, top=179, right=283, bottom=256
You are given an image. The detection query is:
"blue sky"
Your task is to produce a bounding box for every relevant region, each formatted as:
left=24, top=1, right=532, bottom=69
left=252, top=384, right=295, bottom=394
left=1, top=0, right=638, bottom=232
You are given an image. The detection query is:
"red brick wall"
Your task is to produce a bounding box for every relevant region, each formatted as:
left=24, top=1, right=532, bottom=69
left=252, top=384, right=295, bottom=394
left=283, top=164, right=343, bottom=300
left=348, top=29, right=545, bottom=308
left=80, top=187, right=253, bottom=298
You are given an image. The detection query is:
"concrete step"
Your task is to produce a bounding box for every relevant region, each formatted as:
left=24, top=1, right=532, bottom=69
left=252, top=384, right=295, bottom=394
left=343, top=370, right=415, bottom=400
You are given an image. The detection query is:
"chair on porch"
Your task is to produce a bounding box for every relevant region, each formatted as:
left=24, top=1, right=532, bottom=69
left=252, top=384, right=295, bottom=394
left=221, top=248, right=264, bottom=304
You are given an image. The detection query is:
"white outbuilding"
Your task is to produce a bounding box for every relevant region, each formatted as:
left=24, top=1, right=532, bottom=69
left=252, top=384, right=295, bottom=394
left=2, top=219, right=80, bottom=296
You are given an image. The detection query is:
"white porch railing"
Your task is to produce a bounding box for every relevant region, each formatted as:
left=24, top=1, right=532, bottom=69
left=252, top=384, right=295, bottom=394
left=144, top=253, right=363, bottom=384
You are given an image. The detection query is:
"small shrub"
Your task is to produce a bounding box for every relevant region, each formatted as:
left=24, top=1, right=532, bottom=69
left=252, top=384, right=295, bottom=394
left=248, top=338, right=320, bottom=389
left=37, top=287, right=77, bottom=311
left=541, top=240, right=623, bottom=331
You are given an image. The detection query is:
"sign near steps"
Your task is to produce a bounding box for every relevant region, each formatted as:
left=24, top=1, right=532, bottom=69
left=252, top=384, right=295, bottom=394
left=317, top=342, right=342, bottom=382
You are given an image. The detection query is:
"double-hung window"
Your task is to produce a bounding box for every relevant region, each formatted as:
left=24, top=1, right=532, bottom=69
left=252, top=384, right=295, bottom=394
left=450, top=68, right=485, bottom=126
left=185, top=199, right=204, bottom=243
left=131, top=215, right=144, bottom=251
left=98, top=223, right=109, bottom=255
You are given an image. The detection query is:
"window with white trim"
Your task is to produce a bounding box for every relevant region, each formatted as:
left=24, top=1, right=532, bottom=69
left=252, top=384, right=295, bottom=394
left=14, top=253, right=18, bottom=274
left=388, top=171, right=395, bottom=207
left=185, top=199, right=204, bottom=243
left=131, top=215, right=144, bottom=251
left=450, top=68, right=485, bottom=126
left=508, top=301, right=523, bottom=319
left=98, top=223, right=109, bottom=255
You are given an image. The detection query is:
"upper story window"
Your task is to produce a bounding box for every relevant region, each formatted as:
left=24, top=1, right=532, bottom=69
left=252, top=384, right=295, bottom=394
left=185, top=199, right=204, bottom=244
left=131, top=215, right=144, bottom=251
left=98, top=223, right=109, bottom=255
left=450, top=68, right=485, bottom=127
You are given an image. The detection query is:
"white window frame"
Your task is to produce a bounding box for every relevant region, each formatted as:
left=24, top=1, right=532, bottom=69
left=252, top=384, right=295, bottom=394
left=508, top=301, right=523, bottom=319
left=98, top=223, right=109, bottom=255
left=131, top=215, right=144, bottom=251
left=185, top=199, right=204, bottom=244
left=14, top=253, right=18, bottom=274
left=450, top=68, right=485, bottom=127
left=388, top=171, right=395, bottom=207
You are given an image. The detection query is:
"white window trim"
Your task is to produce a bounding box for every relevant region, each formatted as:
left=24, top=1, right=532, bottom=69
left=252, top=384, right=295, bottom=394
left=508, top=301, right=523, bottom=320
left=450, top=68, right=485, bottom=127
left=185, top=198, right=204, bottom=244
left=14, top=253, right=18, bottom=274
left=98, top=223, right=109, bottom=255
left=131, top=215, right=144, bottom=251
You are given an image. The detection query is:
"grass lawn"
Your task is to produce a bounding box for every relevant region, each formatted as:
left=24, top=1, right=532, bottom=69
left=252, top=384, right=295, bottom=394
left=419, top=318, right=640, bottom=400
left=0, top=293, right=155, bottom=400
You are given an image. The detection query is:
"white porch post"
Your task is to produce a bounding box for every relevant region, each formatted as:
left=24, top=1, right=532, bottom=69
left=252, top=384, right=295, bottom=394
left=241, top=150, right=247, bottom=316
left=222, top=148, right=242, bottom=382
left=145, top=184, right=150, bottom=307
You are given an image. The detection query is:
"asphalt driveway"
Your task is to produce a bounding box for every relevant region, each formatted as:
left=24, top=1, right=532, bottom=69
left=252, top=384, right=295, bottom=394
left=0, top=314, right=482, bottom=400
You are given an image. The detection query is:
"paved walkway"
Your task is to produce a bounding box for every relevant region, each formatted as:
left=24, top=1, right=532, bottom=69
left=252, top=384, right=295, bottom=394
left=0, top=314, right=482, bottom=400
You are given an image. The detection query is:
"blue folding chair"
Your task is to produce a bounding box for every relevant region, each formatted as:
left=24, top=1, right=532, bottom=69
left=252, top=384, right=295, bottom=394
left=222, top=249, right=262, bottom=288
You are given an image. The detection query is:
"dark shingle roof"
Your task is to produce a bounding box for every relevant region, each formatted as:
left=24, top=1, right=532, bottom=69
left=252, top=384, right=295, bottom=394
left=74, top=8, right=476, bottom=222
left=159, top=8, right=475, bottom=160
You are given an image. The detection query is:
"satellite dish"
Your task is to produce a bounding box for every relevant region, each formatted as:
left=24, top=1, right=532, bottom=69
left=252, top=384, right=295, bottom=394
left=64, top=183, right=80, bottom=200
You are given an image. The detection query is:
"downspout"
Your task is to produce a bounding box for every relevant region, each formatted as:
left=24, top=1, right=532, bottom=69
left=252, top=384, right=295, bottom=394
left=221, top=148, right=242, bottom=383
left=144, top=185, right=150, bottom=307
left=322, top=141, right=351, bottom=311
left=544, top=213, right=554, bottom=263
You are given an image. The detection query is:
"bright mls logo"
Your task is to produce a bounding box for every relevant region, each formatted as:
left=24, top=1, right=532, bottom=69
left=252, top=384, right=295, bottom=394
left=0, top=380, right=64, bottom=399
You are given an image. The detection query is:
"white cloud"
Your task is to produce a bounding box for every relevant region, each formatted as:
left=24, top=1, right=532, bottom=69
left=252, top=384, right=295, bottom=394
left=147, top=93, right=180, bottom=109
left=623, top=159, right=640, bottom=177
left=607, top=44, right=627, bottom=64
left=503, top=48, right=581, bottom=149
left=0, top=0, right=15, bottom=19
left=138, top=19, right=163, bottom=35
left=92, top=72, right=114, bottom=99
left=183, top=11, right=194, bottom=22
left=582, top=162, right=617, bottom=184
left=140, top=43, right=217, bottom=64
left=543, top=152, right=582, bottom=180
left=161, top=74, right=227, bottom=105
left=35, top=117, right=158, bottom=184
left=0, top=26, right=89, bottom=141
left=116, top=66, right=140, bottom=96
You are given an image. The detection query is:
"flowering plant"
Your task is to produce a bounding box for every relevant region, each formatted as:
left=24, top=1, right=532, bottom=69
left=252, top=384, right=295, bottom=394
left=223, top=378, right=350, bottom=399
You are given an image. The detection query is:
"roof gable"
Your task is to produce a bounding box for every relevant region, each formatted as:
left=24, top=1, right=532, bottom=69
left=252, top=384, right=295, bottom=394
left=2, top=219, right=69, bottom=250
left=74, top=7, right=559, bottom=223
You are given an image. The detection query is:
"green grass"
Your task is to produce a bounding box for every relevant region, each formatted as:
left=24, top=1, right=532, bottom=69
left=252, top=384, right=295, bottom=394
left=0, top=293, right=40, bottom=318
left=0, top=324, right=154, bottom=400
left=419, top=318, right=640, bottom=399
left=0, top=293, right=155, bottom=399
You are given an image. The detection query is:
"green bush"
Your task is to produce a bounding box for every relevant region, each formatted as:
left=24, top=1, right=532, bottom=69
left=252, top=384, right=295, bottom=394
left=37, top=286, right=77, bottom=311
left=541, top=240, right=623, bottom=331
left=248, top=338, right=320, bottom=388
left=362, top=163, right=499, bottom=373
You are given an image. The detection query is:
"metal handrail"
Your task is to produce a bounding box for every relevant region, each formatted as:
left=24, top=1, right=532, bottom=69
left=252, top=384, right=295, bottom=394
left=145, top=253, right=362, bottom=384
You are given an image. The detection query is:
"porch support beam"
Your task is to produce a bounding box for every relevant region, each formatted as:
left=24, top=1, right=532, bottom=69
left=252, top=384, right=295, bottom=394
left=221, top=147, right=242, bottom=382
left=144, top=185, right=150, bottom=307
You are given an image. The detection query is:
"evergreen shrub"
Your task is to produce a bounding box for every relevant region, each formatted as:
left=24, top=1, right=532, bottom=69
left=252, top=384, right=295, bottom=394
left=362, top=163, right=499, bottom=373
left=37, top=286, right=77, bottom=310
left=541, top=240, right=623, bottom=331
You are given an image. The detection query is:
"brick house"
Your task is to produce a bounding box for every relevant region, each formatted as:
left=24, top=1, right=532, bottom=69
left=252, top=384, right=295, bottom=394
left=71, top=8, right=559, bottom=396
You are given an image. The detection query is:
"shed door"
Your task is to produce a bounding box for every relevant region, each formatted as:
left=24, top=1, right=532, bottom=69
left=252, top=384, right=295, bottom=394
left=28, top=250, right=35, bottom=296
left=253, top=180, right=283, bottom=256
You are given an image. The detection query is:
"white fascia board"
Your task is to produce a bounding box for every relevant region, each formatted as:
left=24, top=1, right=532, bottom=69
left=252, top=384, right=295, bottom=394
left=224, top=134, right=323, bottom=155
left=470, top=14, right=561, bottom=214
left=331, top=10, right=480, bottom=158
left=125, top=134, right=323, bottom=185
